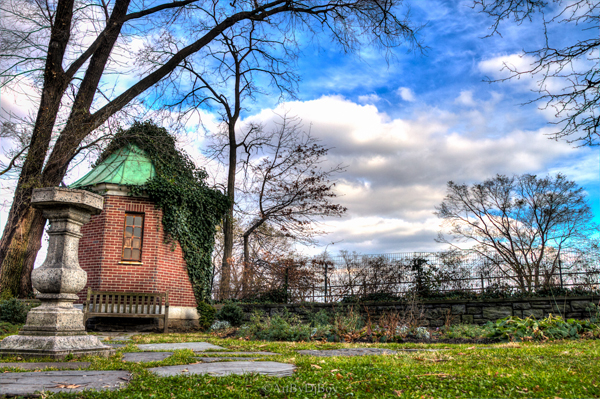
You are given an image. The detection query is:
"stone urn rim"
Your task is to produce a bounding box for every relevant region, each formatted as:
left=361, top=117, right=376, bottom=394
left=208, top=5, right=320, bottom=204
left=31, top=187, right=104, bottom=215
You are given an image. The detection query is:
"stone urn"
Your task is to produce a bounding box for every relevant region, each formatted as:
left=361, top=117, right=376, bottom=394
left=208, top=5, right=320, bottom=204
left=0, top=187, right=114, bottom=359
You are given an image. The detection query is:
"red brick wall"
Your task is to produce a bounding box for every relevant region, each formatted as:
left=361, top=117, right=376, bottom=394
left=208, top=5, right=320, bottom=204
left=77, top=194, right=197, bottom=307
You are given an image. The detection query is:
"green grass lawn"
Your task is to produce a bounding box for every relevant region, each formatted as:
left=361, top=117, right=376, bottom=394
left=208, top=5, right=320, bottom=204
left=2, top=333, right=599, bottom=398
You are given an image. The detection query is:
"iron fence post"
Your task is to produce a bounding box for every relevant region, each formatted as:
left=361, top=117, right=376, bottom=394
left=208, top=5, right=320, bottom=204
left=324, top=262, right=328, bottom=303
left=559, top=256, right=564, bottom=290
left=480, top=273, right=484, bottom=293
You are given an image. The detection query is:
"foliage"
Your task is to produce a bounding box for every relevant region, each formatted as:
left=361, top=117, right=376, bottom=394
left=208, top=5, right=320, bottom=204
left=0, top=298, right=29, bottom=324
left=215, top=303, right=245, bottom=327
left=196, top=301, right=216, bottom=331
left=0, top=321, right=20, bottom=338
left=238, top=309, right=313, bottom=342
left=486, top=315, right=600, bottom=342
left=209, top=320, right=232, bottom=331
left=440, top=323, right=493, bottom=340
left=104, top=121, right=230, bottom=303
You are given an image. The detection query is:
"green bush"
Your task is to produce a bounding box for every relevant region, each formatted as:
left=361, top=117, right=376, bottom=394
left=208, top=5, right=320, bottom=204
left=0, top=321, right=20, bottom=337
left=309, top=309, right=332, bottom=327
left=196, top=301, right=216, bottom=331
left=238, top=309, right=313, bottom=341
left=0, top=298, right=29, bottom=324
left=215, top=303, right=244, bottom=327
left=440, top=323, right=492, bottom=339
left=486, top=315, right=599, bottom=342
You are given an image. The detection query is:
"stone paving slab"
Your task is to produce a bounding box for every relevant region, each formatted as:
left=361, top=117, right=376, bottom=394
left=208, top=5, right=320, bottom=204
left=194, top=357, right=259, bottom=363
left=149, top=361, right=295, bottom=377
left=137, top=342, right=225, bottom=351
left=123, top=352, right=173, bottom=362
left=296, top=348, right=440, bottom=357
left=197, top=351, right=279, bottom=356
left=106, top=343, right=128, bottom=348
left=0, top=362, right=91, bottom=370
left=1, top=370, right=131, bottom=397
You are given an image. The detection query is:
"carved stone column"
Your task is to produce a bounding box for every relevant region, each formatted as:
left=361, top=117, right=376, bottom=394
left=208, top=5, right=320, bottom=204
left=0, top=187, right=114, bottom=359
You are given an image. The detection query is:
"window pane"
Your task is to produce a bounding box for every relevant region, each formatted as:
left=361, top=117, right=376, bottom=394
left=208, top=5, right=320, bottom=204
left=125, top=226, right=133, bottom=237
left=126, top=216, right=133, bottom=226
left=134, top=217, right=143, bottom=226
left=132, top=238, right=141, bottom=249
left=124, top=248, right=131, bottom=259
left=133, top=227, right=142, bottom=237
left=124, top=238, right=132, bottom=247
left=132, top=249, right=140, bottom=260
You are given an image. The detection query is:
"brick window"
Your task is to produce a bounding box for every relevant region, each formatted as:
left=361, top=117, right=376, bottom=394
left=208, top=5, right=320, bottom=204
left=122, top=213, right=144, bottom=261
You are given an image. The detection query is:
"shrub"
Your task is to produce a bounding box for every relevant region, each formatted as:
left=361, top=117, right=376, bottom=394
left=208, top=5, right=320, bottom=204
left=196, top=301, right=216, bottom=331
left=238, top=309, right=312, bottom=341
left=215, top=303, right=244, bottom=326
left=440, top=323, right=492, bottom=339
left=0, top=298, right=29, bottom=324
left=0, top=321, right=20, bottom=337
left=210, top=320, right=232, bottom=331
left=486, top=315, right=599, bottom=342
left=309, top=309, right=332, bottom=327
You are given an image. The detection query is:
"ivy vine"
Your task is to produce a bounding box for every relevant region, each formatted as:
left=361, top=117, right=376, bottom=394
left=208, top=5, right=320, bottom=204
left=100, top=121, right=229, bottom=303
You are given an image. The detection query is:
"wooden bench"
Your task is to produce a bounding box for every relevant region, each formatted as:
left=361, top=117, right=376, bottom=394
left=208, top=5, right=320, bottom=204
left=83, top=288, right=169, bottom=333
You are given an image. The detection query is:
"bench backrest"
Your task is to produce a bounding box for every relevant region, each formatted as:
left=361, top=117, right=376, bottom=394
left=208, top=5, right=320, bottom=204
left=85, top=289, right=169, bottom=316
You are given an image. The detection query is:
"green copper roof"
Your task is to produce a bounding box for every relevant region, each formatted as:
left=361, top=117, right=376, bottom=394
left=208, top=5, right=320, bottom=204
left=70, top=144, right=156, bottom=188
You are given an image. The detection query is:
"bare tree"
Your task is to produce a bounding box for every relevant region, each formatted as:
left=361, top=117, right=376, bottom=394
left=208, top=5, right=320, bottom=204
left=181, top=21, right=299, bottom=300
left=0, top=0, right=421, bottom=298
left=240, top=114, right=347, bottom=295
left=435, top=173, right=596, bottom=291
left=476, top=0, right=599, bottom=145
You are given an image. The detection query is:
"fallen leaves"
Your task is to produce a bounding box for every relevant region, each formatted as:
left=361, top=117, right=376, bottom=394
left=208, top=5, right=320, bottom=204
left=50, top=383, right=82, bottom=389
left=311, top=364, right=322, bottom=369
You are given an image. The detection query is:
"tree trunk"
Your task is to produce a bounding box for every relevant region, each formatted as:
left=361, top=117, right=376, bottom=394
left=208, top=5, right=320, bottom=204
left=241, top=234, right=250, bottom=297
left=219, top=123, right=237, bottom=300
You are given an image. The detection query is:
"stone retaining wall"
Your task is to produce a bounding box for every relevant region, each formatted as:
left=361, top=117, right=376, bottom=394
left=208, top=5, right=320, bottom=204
left=230, top=296, right=599, bottom=327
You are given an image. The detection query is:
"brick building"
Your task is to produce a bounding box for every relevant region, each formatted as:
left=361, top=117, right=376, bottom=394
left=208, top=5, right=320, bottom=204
left=71, top=144, right=199, bottom=329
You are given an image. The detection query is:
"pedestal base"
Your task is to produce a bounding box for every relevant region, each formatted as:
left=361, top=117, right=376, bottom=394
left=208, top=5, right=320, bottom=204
left=0, top=334, right=114, bottom=360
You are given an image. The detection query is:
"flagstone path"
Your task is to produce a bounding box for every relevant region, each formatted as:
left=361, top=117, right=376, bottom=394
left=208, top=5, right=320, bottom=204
left=0, top=341, right=291, bottom=397
left=148, top=361, right=296, bottom=377
left=1, top=370, right=131, bottom=397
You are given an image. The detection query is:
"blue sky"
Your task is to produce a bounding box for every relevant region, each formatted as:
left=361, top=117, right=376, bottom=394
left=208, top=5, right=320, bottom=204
left=231, top=0, right=599, bottom=254
left=1, top=0, right=598, bottom=257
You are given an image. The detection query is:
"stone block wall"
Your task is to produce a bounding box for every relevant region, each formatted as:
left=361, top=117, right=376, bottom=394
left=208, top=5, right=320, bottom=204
left=232, top=296, right=599, bottom=327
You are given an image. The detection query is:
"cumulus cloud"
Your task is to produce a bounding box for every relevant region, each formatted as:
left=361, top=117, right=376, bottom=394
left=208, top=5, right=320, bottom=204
left=244, top=95, right=592, bottom=254
left=397, top=87, right=416, bottom=102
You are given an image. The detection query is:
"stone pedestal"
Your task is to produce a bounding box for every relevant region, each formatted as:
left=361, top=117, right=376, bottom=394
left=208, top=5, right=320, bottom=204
left=0, top=188, right=114, bottom=359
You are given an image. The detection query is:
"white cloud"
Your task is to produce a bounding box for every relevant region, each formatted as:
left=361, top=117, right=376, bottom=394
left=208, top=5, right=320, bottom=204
left=357, top=94, right=381, bottom=104
left=244, top=95, right=589, bottom=254
left=397, top=87, right=416, bottom=102
left=455, top=90, right=476, bottom=107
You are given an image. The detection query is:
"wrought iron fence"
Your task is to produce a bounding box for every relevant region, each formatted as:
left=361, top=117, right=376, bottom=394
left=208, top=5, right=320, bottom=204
left=213, top=249, right=600, bottom=303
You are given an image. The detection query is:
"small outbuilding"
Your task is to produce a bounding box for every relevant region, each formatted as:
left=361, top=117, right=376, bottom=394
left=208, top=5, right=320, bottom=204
left=71, top=144, right=199, bottom=330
